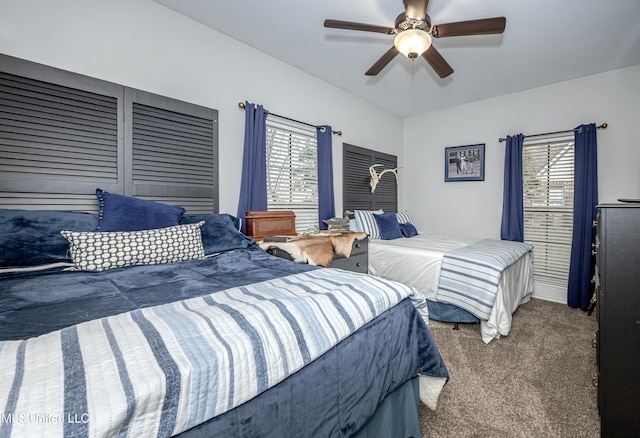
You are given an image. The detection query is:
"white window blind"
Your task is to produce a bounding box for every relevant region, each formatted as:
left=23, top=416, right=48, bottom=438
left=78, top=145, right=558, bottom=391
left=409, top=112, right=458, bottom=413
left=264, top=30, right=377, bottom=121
left=523, top=136, right=575, bottom=286
left=265, top=119, right=318, bottom=232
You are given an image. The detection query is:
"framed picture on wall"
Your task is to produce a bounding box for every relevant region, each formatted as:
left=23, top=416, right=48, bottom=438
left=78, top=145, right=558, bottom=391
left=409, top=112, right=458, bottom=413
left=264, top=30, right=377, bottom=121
left=444, top=144, right=485, bottom=182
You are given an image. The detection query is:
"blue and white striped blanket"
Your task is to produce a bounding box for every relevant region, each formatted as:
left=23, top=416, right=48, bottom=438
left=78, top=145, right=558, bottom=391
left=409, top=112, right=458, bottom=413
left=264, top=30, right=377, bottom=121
left=0, top=269, right=429, bottom=438
left=436, top=239, right=533, bottom=320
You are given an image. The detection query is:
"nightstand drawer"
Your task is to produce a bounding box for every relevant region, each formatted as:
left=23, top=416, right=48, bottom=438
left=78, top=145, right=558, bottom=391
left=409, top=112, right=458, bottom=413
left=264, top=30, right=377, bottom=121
left=350, top=239, right=367, bottom=256
left=329, top=253, right=367, bottom=273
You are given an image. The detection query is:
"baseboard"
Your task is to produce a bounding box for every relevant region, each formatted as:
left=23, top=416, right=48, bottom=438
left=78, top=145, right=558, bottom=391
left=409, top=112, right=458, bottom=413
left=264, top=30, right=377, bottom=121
left=531, top=281, right=567, bottom=304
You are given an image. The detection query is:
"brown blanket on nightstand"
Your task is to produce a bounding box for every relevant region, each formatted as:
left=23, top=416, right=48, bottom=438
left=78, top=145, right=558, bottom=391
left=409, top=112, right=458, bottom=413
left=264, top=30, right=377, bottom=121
left=259, top=232, right=367, bottom=267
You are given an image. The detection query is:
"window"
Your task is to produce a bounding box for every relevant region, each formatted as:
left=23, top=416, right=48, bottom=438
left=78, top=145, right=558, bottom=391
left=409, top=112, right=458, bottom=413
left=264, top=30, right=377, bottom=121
left=265, top=119, right=318, bottom=232
left=522, top=136, right=575, bottom=286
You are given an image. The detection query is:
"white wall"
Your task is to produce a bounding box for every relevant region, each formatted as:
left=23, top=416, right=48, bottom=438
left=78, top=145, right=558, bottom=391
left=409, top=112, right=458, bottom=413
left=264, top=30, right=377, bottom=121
left=0, top=0, right=404, bottom=215
left=404, top=64, right=640, bottom=302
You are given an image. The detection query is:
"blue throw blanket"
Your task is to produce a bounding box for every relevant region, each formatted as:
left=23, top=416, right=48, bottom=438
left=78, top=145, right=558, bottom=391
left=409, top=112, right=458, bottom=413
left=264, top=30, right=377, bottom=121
left=436, top=239, right=533, bottom=319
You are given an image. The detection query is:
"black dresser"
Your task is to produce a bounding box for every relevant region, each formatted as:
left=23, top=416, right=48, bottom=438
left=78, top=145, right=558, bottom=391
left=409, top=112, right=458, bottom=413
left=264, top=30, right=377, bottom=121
left=264, top=236, right=368, bottom=274
left=328, top=238, right=368, bottom=273
left=595, top=203, right=640, bottom=437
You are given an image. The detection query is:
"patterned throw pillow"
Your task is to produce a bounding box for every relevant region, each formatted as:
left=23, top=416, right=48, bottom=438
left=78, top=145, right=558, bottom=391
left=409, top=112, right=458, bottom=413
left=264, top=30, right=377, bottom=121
left=396, top=211, right=415, bottom=225
left=354, top=210, right=382, bottom=239
left=61, top=222, right=205, bottom=271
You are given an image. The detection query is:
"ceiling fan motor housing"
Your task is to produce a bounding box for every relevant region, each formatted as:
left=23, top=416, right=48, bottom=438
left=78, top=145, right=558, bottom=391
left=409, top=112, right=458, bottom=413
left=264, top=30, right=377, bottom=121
left=394, top=13, right=431, bottom=32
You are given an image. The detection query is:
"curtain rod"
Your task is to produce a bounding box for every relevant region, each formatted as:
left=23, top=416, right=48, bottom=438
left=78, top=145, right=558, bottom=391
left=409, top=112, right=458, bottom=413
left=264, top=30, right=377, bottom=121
left=498, top=122, right=608, bottom=143
left=238, top=102, right=342, bottom=136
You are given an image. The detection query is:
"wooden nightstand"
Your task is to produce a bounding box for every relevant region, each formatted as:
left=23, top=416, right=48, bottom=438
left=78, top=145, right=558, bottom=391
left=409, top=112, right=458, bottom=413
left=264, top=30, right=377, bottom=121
left=328, top=238, right=368, bottom=273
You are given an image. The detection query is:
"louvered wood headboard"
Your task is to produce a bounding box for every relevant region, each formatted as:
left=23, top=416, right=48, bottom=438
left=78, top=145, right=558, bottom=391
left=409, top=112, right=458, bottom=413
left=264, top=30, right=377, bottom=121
left=0, top=54, right=219, bottom=214
left=343, top=143, right=397, bottom=214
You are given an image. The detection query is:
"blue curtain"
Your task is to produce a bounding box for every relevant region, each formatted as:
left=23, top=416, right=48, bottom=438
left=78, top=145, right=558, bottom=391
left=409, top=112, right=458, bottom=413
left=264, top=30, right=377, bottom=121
left=316, top=125, right=335, bottom=230
left=568, top=123, right=598, bottom=310
left=236, top=102, right=267, bottom=233
left=500, top=134, right=525, bottom=242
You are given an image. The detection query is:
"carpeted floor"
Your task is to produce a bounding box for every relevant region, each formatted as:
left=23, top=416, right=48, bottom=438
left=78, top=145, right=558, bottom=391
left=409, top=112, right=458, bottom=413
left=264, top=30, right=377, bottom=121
left=420, top=298, right=600, bottom=438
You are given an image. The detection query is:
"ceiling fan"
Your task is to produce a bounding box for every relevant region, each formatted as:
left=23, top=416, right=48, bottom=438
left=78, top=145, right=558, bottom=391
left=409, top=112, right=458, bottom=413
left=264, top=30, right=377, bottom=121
left=324, top=0, right=506, bottom=78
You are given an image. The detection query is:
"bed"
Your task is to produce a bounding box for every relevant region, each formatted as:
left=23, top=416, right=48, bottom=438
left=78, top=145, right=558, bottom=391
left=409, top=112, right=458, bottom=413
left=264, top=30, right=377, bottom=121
left=351, top=211, right=533, bottom=344
left=0, top=204, right=449, bottom=438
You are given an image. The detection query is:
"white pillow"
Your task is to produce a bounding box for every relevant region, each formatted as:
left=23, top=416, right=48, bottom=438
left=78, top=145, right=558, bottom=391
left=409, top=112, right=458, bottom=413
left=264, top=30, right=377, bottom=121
left=396, top=211, right=415, bottom=225
left=61, top=222, right=205, bottom=271
left=354, top=210, right=383, bottom=239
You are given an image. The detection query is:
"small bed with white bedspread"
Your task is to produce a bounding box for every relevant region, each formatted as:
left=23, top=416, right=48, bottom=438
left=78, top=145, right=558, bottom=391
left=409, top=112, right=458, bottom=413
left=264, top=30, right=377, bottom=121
left=351, top=210, right=534, bottom=344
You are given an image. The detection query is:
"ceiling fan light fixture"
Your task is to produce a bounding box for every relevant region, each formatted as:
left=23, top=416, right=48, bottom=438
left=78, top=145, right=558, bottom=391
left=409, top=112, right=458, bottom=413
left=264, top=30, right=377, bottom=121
left=394, top=29, right=432, bottom=58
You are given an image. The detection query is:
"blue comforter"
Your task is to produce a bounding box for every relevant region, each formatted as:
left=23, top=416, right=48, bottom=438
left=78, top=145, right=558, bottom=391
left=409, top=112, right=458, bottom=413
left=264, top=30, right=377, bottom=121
left=0, top=246, right=448, bottom=437
left=0, top=246, right=314, bottom=340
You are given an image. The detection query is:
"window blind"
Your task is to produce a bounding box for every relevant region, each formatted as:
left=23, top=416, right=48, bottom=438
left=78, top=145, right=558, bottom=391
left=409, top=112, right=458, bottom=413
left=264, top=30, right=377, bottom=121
left=265, top=119, right=318, bottom=232
left=523, top=136, right=575, bottom=286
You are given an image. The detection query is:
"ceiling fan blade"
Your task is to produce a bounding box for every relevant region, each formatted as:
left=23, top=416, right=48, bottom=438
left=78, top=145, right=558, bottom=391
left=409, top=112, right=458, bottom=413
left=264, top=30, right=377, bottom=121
left=403, top=0, right=430, bottom=20
left=324, top=19, right=395, bottom=34
left=365, top=47, right=400, bottom=76
left=422, top=46, right=454, bottom=78
left=432, top=17, right=506, bottom=38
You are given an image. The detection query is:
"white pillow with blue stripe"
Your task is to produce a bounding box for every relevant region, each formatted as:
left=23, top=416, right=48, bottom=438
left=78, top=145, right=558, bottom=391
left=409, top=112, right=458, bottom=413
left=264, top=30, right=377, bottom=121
left=354, top=210, right=383, bottom=239
left=396, top=211, right=415, bottom=225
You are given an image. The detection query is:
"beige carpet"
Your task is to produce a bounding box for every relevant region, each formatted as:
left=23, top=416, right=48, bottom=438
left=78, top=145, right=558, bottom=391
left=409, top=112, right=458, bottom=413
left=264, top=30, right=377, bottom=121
left=420, top=298, right=600, bottom=438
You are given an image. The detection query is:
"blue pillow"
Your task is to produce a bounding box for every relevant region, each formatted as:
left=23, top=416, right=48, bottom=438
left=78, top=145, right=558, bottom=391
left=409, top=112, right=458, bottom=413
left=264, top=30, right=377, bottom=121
left=96, top=188, right=185, bottom=232
left=400, top=222, right=418, bottom=238
left=373, top=212, right=403, bottom=240
left=0, top=209, right=98, bottom=267
left=180, top=214, right=255, bottom=255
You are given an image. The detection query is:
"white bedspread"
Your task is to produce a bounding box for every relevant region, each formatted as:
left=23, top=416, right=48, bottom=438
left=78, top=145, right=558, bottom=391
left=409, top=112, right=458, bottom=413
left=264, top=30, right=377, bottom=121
left=368, top=234, right=533, bottom=343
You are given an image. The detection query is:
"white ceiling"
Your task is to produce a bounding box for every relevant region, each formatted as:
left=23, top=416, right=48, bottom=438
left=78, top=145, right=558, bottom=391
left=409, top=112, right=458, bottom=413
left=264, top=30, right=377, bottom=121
left=153, top=0, right=640, bottom=118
